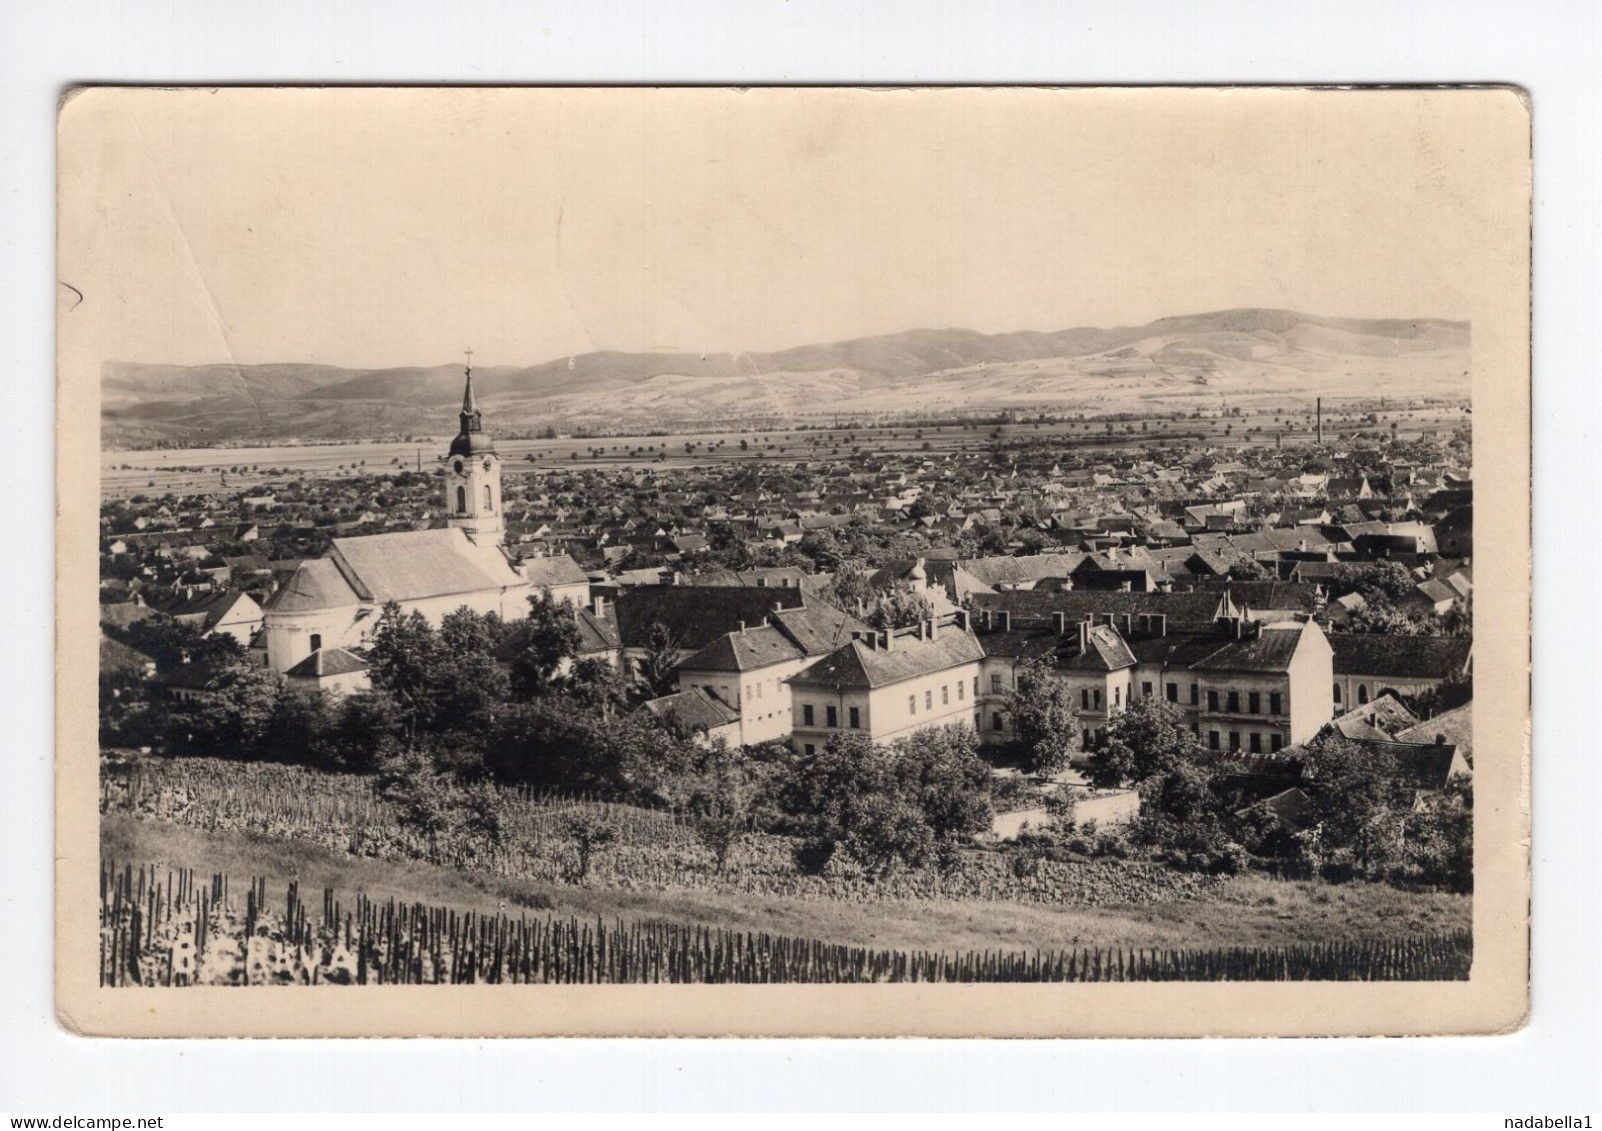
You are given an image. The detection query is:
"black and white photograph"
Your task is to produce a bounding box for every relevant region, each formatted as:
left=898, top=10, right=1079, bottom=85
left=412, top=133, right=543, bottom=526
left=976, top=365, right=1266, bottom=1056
left=53, top=85, right=1531, bottom=1037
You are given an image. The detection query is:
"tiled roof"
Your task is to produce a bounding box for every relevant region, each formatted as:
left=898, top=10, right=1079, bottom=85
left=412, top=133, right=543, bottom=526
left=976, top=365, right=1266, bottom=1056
left=521, top=554, right=589, bottom=589
left=329, top=529, right=525, bottom=604
left=634, top=687, right=742, bottom=732
left=262, top=558, right=363, bottom=613
left=286, top=647, right=369, bottom=679
left=677, top=624, right=804, bottom=673
left=1395, top=702, right=1473, bottom=764
left=613, top=585, right=807, bottom=651
left=1329, top=634, right=1473, bottom=679
left=770, top=604, right=866, bottom=657
left=789, top=630, right=985, bottom=691
left=1190, top=623, right=1313, bottom=674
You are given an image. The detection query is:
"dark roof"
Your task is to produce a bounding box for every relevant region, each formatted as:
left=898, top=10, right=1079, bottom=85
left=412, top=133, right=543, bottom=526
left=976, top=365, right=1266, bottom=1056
left=1395, top=702, right=1473, bottom=764
left=789, top=629, right=985, bottom=691
left=769, top=604, right=866, bottom=657
left=575, top=606, right=622, bottom=654
left=633, top=687, right=741, bottom=732
left=1329, top=634, right=1473, bottom=679
left=1190, top=623, right=1314, bottom=674
left=613, top=585, right=807, bottom=651
left=677, top=624, right=803, bottom=673
left=970, top=589, right=1227, bottom=629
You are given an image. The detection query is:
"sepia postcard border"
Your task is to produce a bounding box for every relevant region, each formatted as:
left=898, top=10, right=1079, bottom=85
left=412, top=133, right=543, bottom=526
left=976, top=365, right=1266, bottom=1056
left=53, top=84, right=1532, bottom=1038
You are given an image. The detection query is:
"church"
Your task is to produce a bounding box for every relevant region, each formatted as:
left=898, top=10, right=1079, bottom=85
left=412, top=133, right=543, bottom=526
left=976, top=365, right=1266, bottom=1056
left=262, top=363, right=532, bottom=675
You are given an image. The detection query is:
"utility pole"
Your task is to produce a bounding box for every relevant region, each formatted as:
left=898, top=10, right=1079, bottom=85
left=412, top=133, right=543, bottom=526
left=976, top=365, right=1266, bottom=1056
left=1316, top=397, right=1323, bottom=446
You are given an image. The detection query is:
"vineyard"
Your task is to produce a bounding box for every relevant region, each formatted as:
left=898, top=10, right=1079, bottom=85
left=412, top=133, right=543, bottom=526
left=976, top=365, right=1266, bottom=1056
left=100, top=860, right=1474, bottom=985
left=101, top=756, right=1222, bottom=907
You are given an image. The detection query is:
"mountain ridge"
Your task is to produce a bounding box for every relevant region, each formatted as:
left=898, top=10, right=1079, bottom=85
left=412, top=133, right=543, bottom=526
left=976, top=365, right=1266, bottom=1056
left=101, top=308, right=1470, bottom=447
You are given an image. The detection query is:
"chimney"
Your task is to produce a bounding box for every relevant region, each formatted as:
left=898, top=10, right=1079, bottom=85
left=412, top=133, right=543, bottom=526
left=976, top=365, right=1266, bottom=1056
left=591, top=594, right=608, bottom=616
left=953, top=609, right=969, bottom=632
left=916, top=620, right=927, bottom=641
left=1077, top=619, right=1089, bottom=653
left=997, top=610, right=1011, bottom=632
left=927, top=616, right=939, bottom=641
left=737, top=620, right=746, bottom=634
left=1119, top=580, right=1132, bottom=592
left=1052, top=611, right=1067, bottom=635
left=880, top=629, right=893, bottom=651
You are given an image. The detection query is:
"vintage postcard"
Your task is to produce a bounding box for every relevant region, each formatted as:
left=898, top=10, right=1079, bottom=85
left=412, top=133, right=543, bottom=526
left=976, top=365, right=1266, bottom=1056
left=56, top=85, right=1530, bottom=1037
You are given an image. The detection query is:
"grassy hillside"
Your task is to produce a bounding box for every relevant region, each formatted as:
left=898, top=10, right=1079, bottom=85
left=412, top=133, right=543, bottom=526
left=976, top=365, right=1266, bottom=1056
left=101, top=308, right=1470, bottom=446
left=103, top=814, right=1469, bottom=954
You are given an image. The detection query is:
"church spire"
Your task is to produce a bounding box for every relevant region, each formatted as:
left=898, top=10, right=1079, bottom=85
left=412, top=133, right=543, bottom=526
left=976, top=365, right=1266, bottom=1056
left=449, top=349, right=493, bottom=457
left=457, top=349, right=483, bottom=437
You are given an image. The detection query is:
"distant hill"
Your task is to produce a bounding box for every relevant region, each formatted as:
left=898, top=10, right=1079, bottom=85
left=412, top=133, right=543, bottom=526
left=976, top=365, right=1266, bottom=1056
left=101, top=308, right=1470, bottom=447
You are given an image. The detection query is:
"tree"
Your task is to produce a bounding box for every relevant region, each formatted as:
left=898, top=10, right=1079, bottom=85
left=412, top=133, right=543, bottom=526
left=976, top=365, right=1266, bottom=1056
left=177, top=661, right=285, bottom=757
left=780, top=726, right=991, bottom=879
left=818, top=560, right=875, bottom=614
left=507, top=592, right=581, bottom=698
left=1087, top=694, right=1208, bottom=789
left=563, top=657, right=629, bottom=717
left=561, top=811, right=616, bottom=883
left=439, top=606, right=503, bottom=656
left=366, top=602, right=451, bottom=736
left=123, top=615, right=242, bottom=672
left=1003, top=658, right=1081, bottom=775
left=866, top=583, right=934, bottom=630
left=636, top=620, right=682, bottom=698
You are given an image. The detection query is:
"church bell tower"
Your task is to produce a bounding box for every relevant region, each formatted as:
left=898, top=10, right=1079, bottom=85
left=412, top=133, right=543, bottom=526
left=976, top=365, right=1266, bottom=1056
left=445, top=351, right=504, bottom=542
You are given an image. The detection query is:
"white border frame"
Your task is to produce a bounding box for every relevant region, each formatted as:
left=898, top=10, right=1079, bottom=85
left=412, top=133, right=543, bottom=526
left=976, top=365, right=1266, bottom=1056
left=2, top=0, right=1592, bottom=1113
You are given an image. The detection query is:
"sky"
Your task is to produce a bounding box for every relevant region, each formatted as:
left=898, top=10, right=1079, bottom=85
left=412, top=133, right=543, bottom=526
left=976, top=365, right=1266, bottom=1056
left=58, top=87, right=1516, bottom=369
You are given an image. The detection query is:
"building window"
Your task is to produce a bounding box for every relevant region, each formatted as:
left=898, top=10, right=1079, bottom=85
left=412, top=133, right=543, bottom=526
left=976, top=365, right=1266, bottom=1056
left=1093, top=689, right=1102, bottom=709
left=804, top=744, right=816, bottom=757
left=1142, top=681, right=1153, bottom=698
left=309, top=633, right=322, bottom=652
left=484, top=484, right=493, bottom=511
left=456, top=485, right=467, bottom=513
left=1165, top=682, right=1178, bottom=703
left=1229, top=731, right=1241, bottom=752
left=973, top=676, right=979, bottom=698
left=1248, top=691, right=1261, bottom=715
left=1271, top=734, right=1284, bottom=752
left=1227, top=690, right=1241, bottom=713
left=1207, top=690, right=1219, bottom=712
left=941, top=685, right=949, bottom=705
left=1269, top=692, right=1282, bottom=716
left=1249, top=732, right=1262, bottom=754
left=1358, top=684, right=1369, bottom=705
left=1208, top=730, right=1220, bottom=751
left=909, top=695, right=917, bottom=714
left=803, top=704, right=814, bottom=726
left=849, top=706, right=861, bottom=729
left=825, top=705, right=838, bottom=728
left=1082, top=728, right=1092, bottom=746
left=1113, top=686, right=1121, bottom=707
left=1334, top=683, right=1343, bottom=703
left=925, top=690, right=933, bottom=711
left=991, top=673, right=1003, bottom=694
left=1081, top=689, right=1090, bottom=710
left=1190, top=683, right=1199, bottom=706
left=957, top=681, right=965, bottom=701
left=992, top=712, right=1004, bottom=732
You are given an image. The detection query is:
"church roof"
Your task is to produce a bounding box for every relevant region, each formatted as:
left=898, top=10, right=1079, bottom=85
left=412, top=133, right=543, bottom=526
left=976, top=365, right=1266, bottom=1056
left=262, top=557, right=363, bottom=613
left=285, top=646, right=369, bottom=679
left=327, top=528, right=525, bottom=605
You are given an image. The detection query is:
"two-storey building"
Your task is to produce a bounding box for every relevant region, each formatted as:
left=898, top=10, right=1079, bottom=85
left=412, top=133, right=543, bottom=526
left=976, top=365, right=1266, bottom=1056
left=786, top=612, right=985, bottom=753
